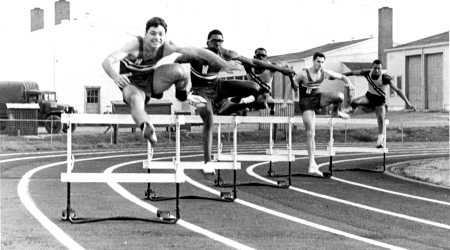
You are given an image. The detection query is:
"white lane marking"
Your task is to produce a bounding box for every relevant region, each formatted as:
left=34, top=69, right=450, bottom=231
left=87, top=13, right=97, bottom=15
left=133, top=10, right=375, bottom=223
left=321, top=153, right=450, bottom=204
left=185, top=165, right=407, bottom=250
left=18, top=161, right=85, bottom=250
left=16, top=152, right=188, bottom=250
left=105, top=158, right=256, bottom=250
left=248, top=155, right=450, bottom=230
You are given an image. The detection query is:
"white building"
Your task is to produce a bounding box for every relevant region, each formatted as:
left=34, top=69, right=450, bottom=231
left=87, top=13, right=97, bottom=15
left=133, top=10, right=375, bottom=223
left=386, top=31, right=449, bottom=111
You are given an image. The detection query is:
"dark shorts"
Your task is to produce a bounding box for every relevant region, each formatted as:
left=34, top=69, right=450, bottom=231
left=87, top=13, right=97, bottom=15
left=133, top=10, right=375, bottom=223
left=366, top=92, right=386, bottom=108
left=119, top=70, right=163, bottom=105
left=299, top=93, right=322, bottom=114
left=191, top=79, right=223, bottom=105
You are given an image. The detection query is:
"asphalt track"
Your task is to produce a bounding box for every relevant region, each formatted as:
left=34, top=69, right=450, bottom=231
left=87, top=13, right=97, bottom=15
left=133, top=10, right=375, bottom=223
left=1, top=143, right=449, bottom=250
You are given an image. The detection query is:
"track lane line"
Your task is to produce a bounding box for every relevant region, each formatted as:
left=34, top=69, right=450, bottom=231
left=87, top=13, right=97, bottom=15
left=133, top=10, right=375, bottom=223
left=320, top=153, right=450, bottom=204
left=105, top=157, right=257, bottom=250
left=185, top=162, right=407, bottom=250
left=248, top=154, right=450, bottom=230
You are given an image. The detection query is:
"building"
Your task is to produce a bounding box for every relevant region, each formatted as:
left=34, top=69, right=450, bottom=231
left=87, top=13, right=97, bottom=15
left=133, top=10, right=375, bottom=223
left=385, top=31, right=449, bottom=111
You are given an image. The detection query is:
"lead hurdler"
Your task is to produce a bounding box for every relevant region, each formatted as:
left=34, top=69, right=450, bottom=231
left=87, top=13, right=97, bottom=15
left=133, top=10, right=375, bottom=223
left=102, top=17, right=243, bottom=148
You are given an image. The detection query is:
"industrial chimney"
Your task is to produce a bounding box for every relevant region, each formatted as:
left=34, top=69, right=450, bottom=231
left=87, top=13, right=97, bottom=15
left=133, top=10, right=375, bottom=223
left=378, top=7, right=393, bottom=68
left=30, top=7, right=44, bottom=32
left=55, top=0, right=70, bottom=25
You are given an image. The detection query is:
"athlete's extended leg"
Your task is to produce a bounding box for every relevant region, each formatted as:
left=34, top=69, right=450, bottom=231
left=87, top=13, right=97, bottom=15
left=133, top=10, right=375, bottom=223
left=197, top=102, right=214, bottom=163
left=302, top=110, right=323, bottom=176
left=374, top=105, right=386, bottom=148
left=346, top=95, right=370, bottom=114
left=122, top=85, right=157, bottom=145
left=153, top=64, right=190, bottom=94
left=219, top=80, right=260, bottom=103
left=320, top=91, right=349, bottom=119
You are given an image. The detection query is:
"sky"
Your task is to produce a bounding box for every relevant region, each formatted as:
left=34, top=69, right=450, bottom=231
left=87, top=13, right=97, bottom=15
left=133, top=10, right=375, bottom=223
left=0, top=0, right=449, bottom=58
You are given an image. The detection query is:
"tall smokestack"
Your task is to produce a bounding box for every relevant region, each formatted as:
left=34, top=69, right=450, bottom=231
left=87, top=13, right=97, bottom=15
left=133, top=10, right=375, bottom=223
left=55, top=0, right=70, bottom=25
left=378, top=7, right=393, bottom=68
left=30, top=7, right=44, bottom=32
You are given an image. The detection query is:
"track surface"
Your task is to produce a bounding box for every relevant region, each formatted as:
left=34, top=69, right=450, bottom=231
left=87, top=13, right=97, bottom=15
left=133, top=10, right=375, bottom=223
left=1, top=143, right=449, bottom=250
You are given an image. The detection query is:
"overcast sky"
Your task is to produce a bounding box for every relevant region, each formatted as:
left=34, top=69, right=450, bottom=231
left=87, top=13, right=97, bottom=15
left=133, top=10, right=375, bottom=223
left=1, top=0, right=448, bottom=58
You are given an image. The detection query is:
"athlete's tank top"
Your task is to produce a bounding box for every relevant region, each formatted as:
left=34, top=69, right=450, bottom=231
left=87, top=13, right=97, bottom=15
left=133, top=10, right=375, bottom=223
left=299, top=68, right=324, bottom=95
left=190, top=48, right=239, bottom=87
left=362, top=69, right=389, bottom=97
left=119, top=36, right=165, bottom=83
left=246, top=68, right=273, bottom=93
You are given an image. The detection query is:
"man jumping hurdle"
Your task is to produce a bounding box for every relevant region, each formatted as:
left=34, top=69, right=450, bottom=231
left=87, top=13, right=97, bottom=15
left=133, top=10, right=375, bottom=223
left=282, top=52, right=355, bottom=177
left=342, top=59, right=416, bottom=148
left=218, top=47, right=294, bottom=116
left=102, top=17, right=243, bottom=147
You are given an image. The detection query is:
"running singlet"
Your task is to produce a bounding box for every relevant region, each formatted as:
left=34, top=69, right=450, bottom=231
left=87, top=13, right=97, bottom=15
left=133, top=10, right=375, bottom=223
left=360, top=69, right=391, bottom=97
left=119, top=36, right=165, bottom=96
left=190, top=48, right=239, bottom=87
left=246, top=67, right=273, bottom=93
left=299, top=68, right=324, bottom=95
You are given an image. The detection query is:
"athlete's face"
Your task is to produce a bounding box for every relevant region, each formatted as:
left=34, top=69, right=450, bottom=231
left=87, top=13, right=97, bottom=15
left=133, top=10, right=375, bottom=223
left=145, top=25, right=166, bottom=48
left=207, top=34, right=224, bottom=53
left=254, top=49, right=268, bottom=62
left=371, top=63, right=382, bottom=79
left=313, top=56, right=325, bottom=71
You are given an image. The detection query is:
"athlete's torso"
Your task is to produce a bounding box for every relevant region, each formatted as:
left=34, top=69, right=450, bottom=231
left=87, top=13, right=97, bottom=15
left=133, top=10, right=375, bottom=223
left=190, top=48, right=239, bottom=87
left=299, top=68, right=324, bottom=95
left=119, top=36, right=165, bottom=78
left=361, top=69, right=390, bottom=97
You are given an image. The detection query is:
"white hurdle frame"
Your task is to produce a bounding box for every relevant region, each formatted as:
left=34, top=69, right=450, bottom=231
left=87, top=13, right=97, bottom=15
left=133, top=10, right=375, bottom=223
left=213, top=116, right=295, bottom=187
left=60, top=114, right=185, bottom=223
left=142, top=115, right=242, bottom=201
left=267, top=117, right=389, bottom=176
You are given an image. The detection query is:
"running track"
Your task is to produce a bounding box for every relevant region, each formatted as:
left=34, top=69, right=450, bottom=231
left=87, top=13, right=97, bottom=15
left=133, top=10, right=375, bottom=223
left=1, top=143, right=449, bottom=249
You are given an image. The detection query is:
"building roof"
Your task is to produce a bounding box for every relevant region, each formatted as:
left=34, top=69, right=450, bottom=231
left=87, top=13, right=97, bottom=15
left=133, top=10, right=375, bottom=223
left=342, top=62, right=373, bottom=71
left=392, top=31, right=449, bottom=49
left=268, top=38, right=372, bottom=62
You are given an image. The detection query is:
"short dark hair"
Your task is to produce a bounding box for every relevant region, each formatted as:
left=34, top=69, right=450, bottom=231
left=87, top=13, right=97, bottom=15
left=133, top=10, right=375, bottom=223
left=208, top=29, right=223, bottom=40
left=146, top=17, right=167, bottom=33
left=372, top=59, right=383, bottom=65
left=254, top=48, right=267, bottom=54
left=313, top=52, right=325, bottom=60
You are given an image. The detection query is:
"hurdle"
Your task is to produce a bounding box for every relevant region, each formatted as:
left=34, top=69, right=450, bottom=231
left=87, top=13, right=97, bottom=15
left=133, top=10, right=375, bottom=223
left=213, top=116, right=295, bottom=188
left=326, top=118, right=389, bottom=175
left=267, top=117, right=389, bottom=177
left=60, top=114, right=185, bottom=224
left=143, top=115, right=241, bottom=201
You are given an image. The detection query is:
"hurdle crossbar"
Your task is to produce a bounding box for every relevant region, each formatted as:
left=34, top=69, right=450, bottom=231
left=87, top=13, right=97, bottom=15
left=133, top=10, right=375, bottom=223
left=61, top=113, right=187, bottom=224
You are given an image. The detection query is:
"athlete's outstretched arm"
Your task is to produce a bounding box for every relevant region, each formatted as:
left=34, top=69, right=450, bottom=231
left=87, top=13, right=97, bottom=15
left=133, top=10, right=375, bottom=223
left=166, top=41, right=243, bottom=73
left=325, top=70, right=355, bottom=90
left=237, top=56, right=295, bottom=76
left=388, top=79, right=417, bottom=111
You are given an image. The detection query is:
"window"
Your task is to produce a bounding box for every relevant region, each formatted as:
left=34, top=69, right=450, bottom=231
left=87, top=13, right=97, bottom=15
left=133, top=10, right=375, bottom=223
left=86, top=89, right=99, bottom=103
left=397, top=76, right=402, bottom=90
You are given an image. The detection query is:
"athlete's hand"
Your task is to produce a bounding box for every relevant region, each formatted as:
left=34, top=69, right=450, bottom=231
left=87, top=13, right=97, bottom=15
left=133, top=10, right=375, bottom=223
left=222, top=60, right=244, bottom=74
left=346, top=83, right=355, bottom=90
left=113, top=73, right=132, bottom=88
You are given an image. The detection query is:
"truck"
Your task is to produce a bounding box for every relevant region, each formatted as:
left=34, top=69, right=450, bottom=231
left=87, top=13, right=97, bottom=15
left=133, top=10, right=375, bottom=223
left=0, top=81, right=77, bottom=134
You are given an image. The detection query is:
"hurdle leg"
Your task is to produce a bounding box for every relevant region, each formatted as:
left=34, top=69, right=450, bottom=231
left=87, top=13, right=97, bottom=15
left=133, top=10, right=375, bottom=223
left=215, top=170, right=224, bottom=187
left=329, top=156, right=333, bottom=176
left=62, top=182, right=76, bottom=221
left=233, top=170, right=237, bottom=199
